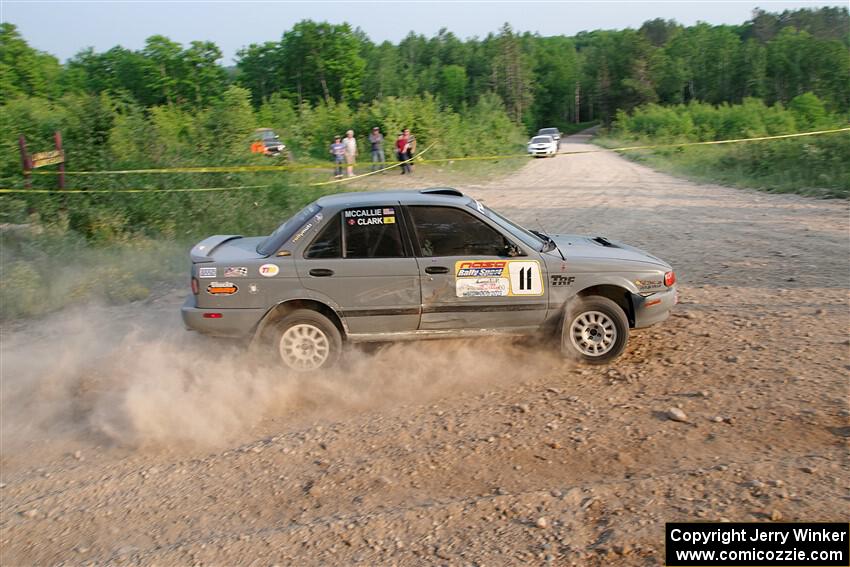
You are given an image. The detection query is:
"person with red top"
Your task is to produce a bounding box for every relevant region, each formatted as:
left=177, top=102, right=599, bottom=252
left=396, top=132, right=411, bottom=175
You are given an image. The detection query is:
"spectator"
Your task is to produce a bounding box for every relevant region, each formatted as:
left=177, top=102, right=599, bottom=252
left=343, top=129, right=357, bottom=177
left=369, top=127, right=385, bottom=173
left=329, top=136, right=345, bottom=178
left=403, top=128, right=417, bottom=173
left=396, top=132, right=411, bottom=175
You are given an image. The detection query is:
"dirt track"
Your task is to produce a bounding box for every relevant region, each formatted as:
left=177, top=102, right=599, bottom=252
left=1, top=132, right=848, bottom=566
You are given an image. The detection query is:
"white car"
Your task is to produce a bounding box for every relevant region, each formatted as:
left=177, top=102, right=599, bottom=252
left=528, top=135, right=558, bottom=157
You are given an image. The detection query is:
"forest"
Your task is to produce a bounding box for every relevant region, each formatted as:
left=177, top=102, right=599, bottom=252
left=0, top=8, right=848, bottom=317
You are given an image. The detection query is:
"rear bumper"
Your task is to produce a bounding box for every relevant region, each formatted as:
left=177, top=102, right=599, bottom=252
left=632, top=286, right=677, bottom=328
left=181, top=296, right=266, bottom=338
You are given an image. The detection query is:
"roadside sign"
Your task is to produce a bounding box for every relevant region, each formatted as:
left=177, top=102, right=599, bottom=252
left=32, top=150, right=65, bottom=168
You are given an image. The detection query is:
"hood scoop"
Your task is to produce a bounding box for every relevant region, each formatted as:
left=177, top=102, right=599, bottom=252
left=592, top=236, right=617, bottom=247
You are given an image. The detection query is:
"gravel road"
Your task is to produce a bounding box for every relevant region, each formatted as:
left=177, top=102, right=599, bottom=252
left=2, top=132, right=848, bottom=566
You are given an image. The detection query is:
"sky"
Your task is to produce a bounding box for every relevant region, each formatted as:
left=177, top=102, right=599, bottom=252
left=2, top=0, right=846, bottom=64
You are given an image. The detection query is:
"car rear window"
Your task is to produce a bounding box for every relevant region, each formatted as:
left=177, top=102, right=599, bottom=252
left=256, top=203, right=321, bottom=255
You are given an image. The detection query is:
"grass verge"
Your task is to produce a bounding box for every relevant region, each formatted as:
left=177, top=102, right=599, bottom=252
left=595, top=133, right=850, bottom=199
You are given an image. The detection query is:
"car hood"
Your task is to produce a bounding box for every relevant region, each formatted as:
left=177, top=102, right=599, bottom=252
left=190, top=235, right=267, bottom=263
left=550, top=234, right=669, bottom=268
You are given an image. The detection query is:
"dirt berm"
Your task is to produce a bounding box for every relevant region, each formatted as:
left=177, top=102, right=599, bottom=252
left=1, top=132, right=848, bottom=565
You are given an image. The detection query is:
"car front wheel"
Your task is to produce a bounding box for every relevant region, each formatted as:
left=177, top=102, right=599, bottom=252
left=275, top=309, right=342, bottom=371
left=561, top=296, right=629, bottom=364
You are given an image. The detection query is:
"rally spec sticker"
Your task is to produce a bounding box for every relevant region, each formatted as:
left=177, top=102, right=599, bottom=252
left=344, top=207, right=396, bottom=227
left=454, top=260, right=544, bottom=297
left=206, top=281, right=238, bottom=295
left=291, top=222, right=313, bottom=243
left=223, top=266, right=248, bottom=277
left=198, top=266, right=217, bottom=279
left=259, top=264, right=279, bottom=277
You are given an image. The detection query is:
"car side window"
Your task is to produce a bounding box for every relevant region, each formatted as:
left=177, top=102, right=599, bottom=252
left=343, top=207, right=405, bottom=258
left=408, top=206, right=509, bottom=257
left=304, top=214, right=341, bottom=258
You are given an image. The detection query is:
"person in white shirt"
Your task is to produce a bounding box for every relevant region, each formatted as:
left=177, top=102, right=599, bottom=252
left=343, top=130, right=358, bottom=177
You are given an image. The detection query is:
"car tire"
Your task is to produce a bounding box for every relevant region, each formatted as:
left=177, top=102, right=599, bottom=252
left=561, top=296, right=629, bottom=364
left=274, top=309, right=342, bottom=371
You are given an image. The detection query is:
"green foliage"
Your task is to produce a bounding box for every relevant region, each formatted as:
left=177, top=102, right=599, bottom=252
left=606, top=95, right=849, bottom=197
left=0, top=23, right=62, bottom=103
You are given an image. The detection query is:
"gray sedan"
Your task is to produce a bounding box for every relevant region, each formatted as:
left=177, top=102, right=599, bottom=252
left=182, top=188, right=677, bottom=370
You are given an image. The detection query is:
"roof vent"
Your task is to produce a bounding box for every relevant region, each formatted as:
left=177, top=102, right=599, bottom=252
left=419, top=187, right=464, bottom=197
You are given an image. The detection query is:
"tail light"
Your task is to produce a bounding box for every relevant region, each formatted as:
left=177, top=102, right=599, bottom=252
left=191, top=277, right=199, bottom=295
left=664, top=271, right=676, bottom=287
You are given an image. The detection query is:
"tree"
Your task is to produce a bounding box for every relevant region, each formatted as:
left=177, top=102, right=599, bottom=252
left=0, top=23, right=62, bottom=102
left=439, top=65, right=467, bottom=109
left=279, top=20, right=366, bottom=105
left=142, top=35, right=184, bottom=105
left=183, top=41, right=227, bottom=106
left=491, top=24, right=534, bottom=125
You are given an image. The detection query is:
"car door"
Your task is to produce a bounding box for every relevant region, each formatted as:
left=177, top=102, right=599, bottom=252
left=295, top=205, right=421, bottom=335
left=405, top=205, right=548, bottom=331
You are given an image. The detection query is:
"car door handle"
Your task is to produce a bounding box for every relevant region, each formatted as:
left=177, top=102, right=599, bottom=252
left=309, top=268, right=334, bottom=277
left=425, top=266, right=449, bottom=274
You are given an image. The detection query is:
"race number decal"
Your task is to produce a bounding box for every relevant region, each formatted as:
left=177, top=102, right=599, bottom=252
left=507, top=261, right=543, bottom=295
left=454, top=260, right=543, bottom=297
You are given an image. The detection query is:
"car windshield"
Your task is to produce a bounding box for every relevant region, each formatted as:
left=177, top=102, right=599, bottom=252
left=256, top=203, right=321, bottom=255
left=466, top=200, right=546, bottom=251
left=530, top=136, right=552, bottom=144
left=539, top=128, right=558, bottom=135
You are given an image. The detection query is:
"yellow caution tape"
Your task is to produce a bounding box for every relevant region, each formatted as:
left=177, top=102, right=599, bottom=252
left=6, top=127, right=847, bottom=194
left=0, top=185, right=271, bottom=195
left=309, top=142, right=437, bottom=186
left=26, top=126, right=849, bottom=176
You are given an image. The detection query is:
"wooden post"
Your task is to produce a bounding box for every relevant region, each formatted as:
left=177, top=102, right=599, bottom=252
left=54, top=131, right=65, bottom=189
left=18, top=135, right=32, bottom=188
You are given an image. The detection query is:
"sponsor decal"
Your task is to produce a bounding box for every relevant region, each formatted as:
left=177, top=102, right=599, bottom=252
left=634, top=279, right=664, bottom=292
left=259, top=264, right=279, bottom=277
left=291, top=223, right=313, bottom=242
left=198, top=266, right=217, bottom=278
left=457, top=260, right=508, bottom=278
left=344, top=207, right=396, bottom=227
left=454, top=260, right=544, bottom=297
left=248, top=284, right=259, bottom=294
left=551, top=275, right=575, bottom=286
left=313, top=212, right=324, bottom=223
left=457, top=277, right=510, bottom=298
left=223, top=266, right=248, bottom=278
left=206, top=281, right=238, bottom=295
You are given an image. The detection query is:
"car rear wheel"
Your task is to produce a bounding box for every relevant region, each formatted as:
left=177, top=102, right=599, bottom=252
left=275, top=309, right=342, bottom=371
left=561, top=296, right=629, bottom=364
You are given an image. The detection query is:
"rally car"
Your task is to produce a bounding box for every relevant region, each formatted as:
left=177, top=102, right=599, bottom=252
left=182, top=188, right=677, bottom=371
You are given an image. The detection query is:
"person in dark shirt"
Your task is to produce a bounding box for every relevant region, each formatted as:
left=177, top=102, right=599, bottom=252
left=369, top=127, right=385, bottom=173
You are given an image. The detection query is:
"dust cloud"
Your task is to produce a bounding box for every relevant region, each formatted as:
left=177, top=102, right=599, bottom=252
left=1, top=304, right=566, bottom=453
